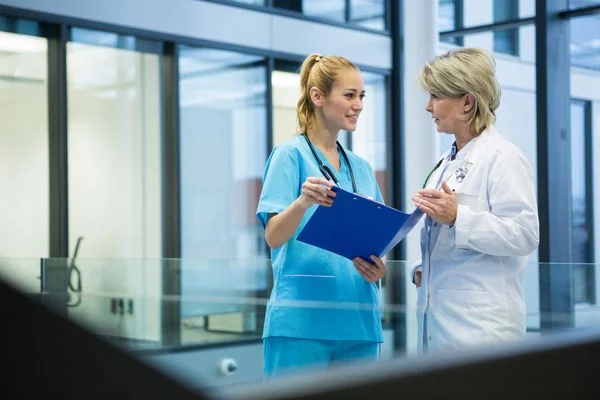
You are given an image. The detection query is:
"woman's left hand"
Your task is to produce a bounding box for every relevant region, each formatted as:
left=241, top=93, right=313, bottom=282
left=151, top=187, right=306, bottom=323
left=353, top=255, right=387, bottom=282
left=412, top=181, right=458, bottom=226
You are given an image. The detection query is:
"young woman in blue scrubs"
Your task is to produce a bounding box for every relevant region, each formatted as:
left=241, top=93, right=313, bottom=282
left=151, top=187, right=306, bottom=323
left=256, top=53, right=387, bottom=377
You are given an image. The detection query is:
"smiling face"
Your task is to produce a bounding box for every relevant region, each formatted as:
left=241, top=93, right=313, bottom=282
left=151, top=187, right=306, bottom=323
left=425, top=93, right=466, bottom=134
left=319, top=68, right=365, bottom=133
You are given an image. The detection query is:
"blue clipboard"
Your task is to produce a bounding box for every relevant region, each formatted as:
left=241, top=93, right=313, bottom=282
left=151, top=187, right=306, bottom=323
left=297, top=186, right=424, bottom=260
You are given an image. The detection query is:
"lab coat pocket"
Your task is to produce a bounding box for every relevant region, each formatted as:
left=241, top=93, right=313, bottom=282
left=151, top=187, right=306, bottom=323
left=280, top=274, right=339, bottom=302
left=455, top=192, right=488, bottom=213
left=434, top=288, right=496, bottom=316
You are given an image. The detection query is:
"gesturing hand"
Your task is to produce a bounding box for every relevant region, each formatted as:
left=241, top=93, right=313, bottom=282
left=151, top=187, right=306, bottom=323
left=412, top=181, right=457, bottom=226
left=353, top=255, right=387, bottom=283
left=297, top=177, right=337, bottom=209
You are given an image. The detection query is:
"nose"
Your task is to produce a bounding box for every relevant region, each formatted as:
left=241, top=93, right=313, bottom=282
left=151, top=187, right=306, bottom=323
left=353, top=98, right=363, bottom=112
left=425, top=98, right=433, bottom=113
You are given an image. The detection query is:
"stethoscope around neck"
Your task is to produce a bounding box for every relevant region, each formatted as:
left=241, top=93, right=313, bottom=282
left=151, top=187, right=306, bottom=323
left=303, top=134, right=357, bottom=193
left=421, top=142, right=458, bottom=189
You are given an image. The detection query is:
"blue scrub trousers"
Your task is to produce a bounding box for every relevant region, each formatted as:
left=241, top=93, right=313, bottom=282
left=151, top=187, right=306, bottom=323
left=263, top=336, right=379, bottom=377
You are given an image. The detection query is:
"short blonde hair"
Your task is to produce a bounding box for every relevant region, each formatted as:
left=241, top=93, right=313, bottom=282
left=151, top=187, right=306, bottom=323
left=296, top=53, right=359, bottom=134
left=418, top=48, right=501, bottom=133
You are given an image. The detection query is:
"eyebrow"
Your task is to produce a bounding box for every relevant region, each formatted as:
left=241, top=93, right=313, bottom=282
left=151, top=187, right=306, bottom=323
left=344, top=88, right=366, bottom=94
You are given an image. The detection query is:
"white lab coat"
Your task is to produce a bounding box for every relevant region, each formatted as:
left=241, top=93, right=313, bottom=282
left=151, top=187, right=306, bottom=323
left=414, top=126, right=539, bottom=353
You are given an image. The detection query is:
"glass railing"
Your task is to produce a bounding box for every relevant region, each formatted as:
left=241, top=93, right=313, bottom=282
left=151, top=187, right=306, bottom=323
left=1, top=257, right=599, bottom=393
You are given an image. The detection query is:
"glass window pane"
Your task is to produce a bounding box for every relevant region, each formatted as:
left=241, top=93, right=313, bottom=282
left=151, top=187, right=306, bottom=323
left=350, top=72, right=389, bottom=203
left=0, top=29, right=48, bottom=257
left=274, top=0, right=345, bottom=22
left=67, top=29, right=162, bottom=258
left=179, top=48, right=268, bottom=328
left=303, top=0, right=345, bottom=21
left=228, top=0, right=266, bottom=5
left=179, top=47, right=267, bottom=260
left=569, top=0, right=600, bottom=9
left=570, top=14, right=600, bottom=71
left=272, top=69, right=301, bottom=147
left=570, top=100, right=595, bottom=304
left=493, top=0, right=520, bottom=56
left=350, top=0, right=386, bottom=30
left=463, top=0, right=534, bottom=27
left=439, top=0, right=464, bottom=46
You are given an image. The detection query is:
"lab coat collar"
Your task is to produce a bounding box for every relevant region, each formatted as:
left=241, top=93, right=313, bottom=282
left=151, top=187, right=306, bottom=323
left=445, top=126, right=497, bottom=192
left=462, top=126, right=497, bottom=166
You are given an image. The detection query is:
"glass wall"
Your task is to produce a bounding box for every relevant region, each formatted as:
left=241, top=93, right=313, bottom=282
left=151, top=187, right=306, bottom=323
left=0, top=23, right=48, bottom=258
left=569, top=6, right=600, bottom=315
left=179, top=47, right=267, bottom=261
left=272, top=0, right=387, bottom=30
left=272, top=61, right=302, bottom=147
left=439, top=0, right=463, bottom=46
left=570, top=99, right=595, bottom=304
left=350, top=71, right=389, bottom=202
left=67, top=28, right=162, bottom=259
left=350, top=0, right=386, bottom=30
left=569, top=13, right=600, bottom=70
left=178, top=47, right=268, bottom=327
left=569, top=0, right=600, bottom=9
left=493, top=0, right=519, bottom=55
left=439, top=0, right=535, bottom=61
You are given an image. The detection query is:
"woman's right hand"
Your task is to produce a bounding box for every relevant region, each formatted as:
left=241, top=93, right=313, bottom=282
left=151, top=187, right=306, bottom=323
left=297, top=177, right=336, bottom=209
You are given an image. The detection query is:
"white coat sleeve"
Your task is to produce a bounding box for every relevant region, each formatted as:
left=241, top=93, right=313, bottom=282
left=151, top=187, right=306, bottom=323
left=454, top=151, right=539, bottom=256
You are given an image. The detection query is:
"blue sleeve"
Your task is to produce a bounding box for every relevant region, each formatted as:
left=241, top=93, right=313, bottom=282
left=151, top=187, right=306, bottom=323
left=374, top=179, right=384, bottom=204
left=256, top=145, right=300, bottom=228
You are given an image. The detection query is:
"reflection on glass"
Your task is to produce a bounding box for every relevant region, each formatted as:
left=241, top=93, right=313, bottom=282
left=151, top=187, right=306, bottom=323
left=0, top=30, right=48, bottom=258
left=67, top=28, right=162, bottom=259
left=570, top=100, right=595, bottom=304
left=570, top=14, right=600, bottom=71
left=350, top=0, right=386, bottom=30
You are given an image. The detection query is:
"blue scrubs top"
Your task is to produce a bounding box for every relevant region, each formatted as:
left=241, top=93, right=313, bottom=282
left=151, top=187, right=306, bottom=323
left=256, top=135, right=383, bottom=342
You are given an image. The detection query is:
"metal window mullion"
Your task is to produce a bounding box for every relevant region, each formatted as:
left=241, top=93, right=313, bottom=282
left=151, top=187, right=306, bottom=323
left=160, top=41, right=182, bottom=346
left=345, top=0, right=351, bottom=23
left=536, top=0, right=574, bottom=330
left=47, top=23, right=69, bottom=258
left=583, top=100, right=595, bottom=303
left=389, top=0, right=406, bottom=354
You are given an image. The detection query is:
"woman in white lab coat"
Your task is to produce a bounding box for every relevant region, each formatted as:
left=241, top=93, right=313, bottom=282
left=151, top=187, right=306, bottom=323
left=411, top=48, right=539, bottom=353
